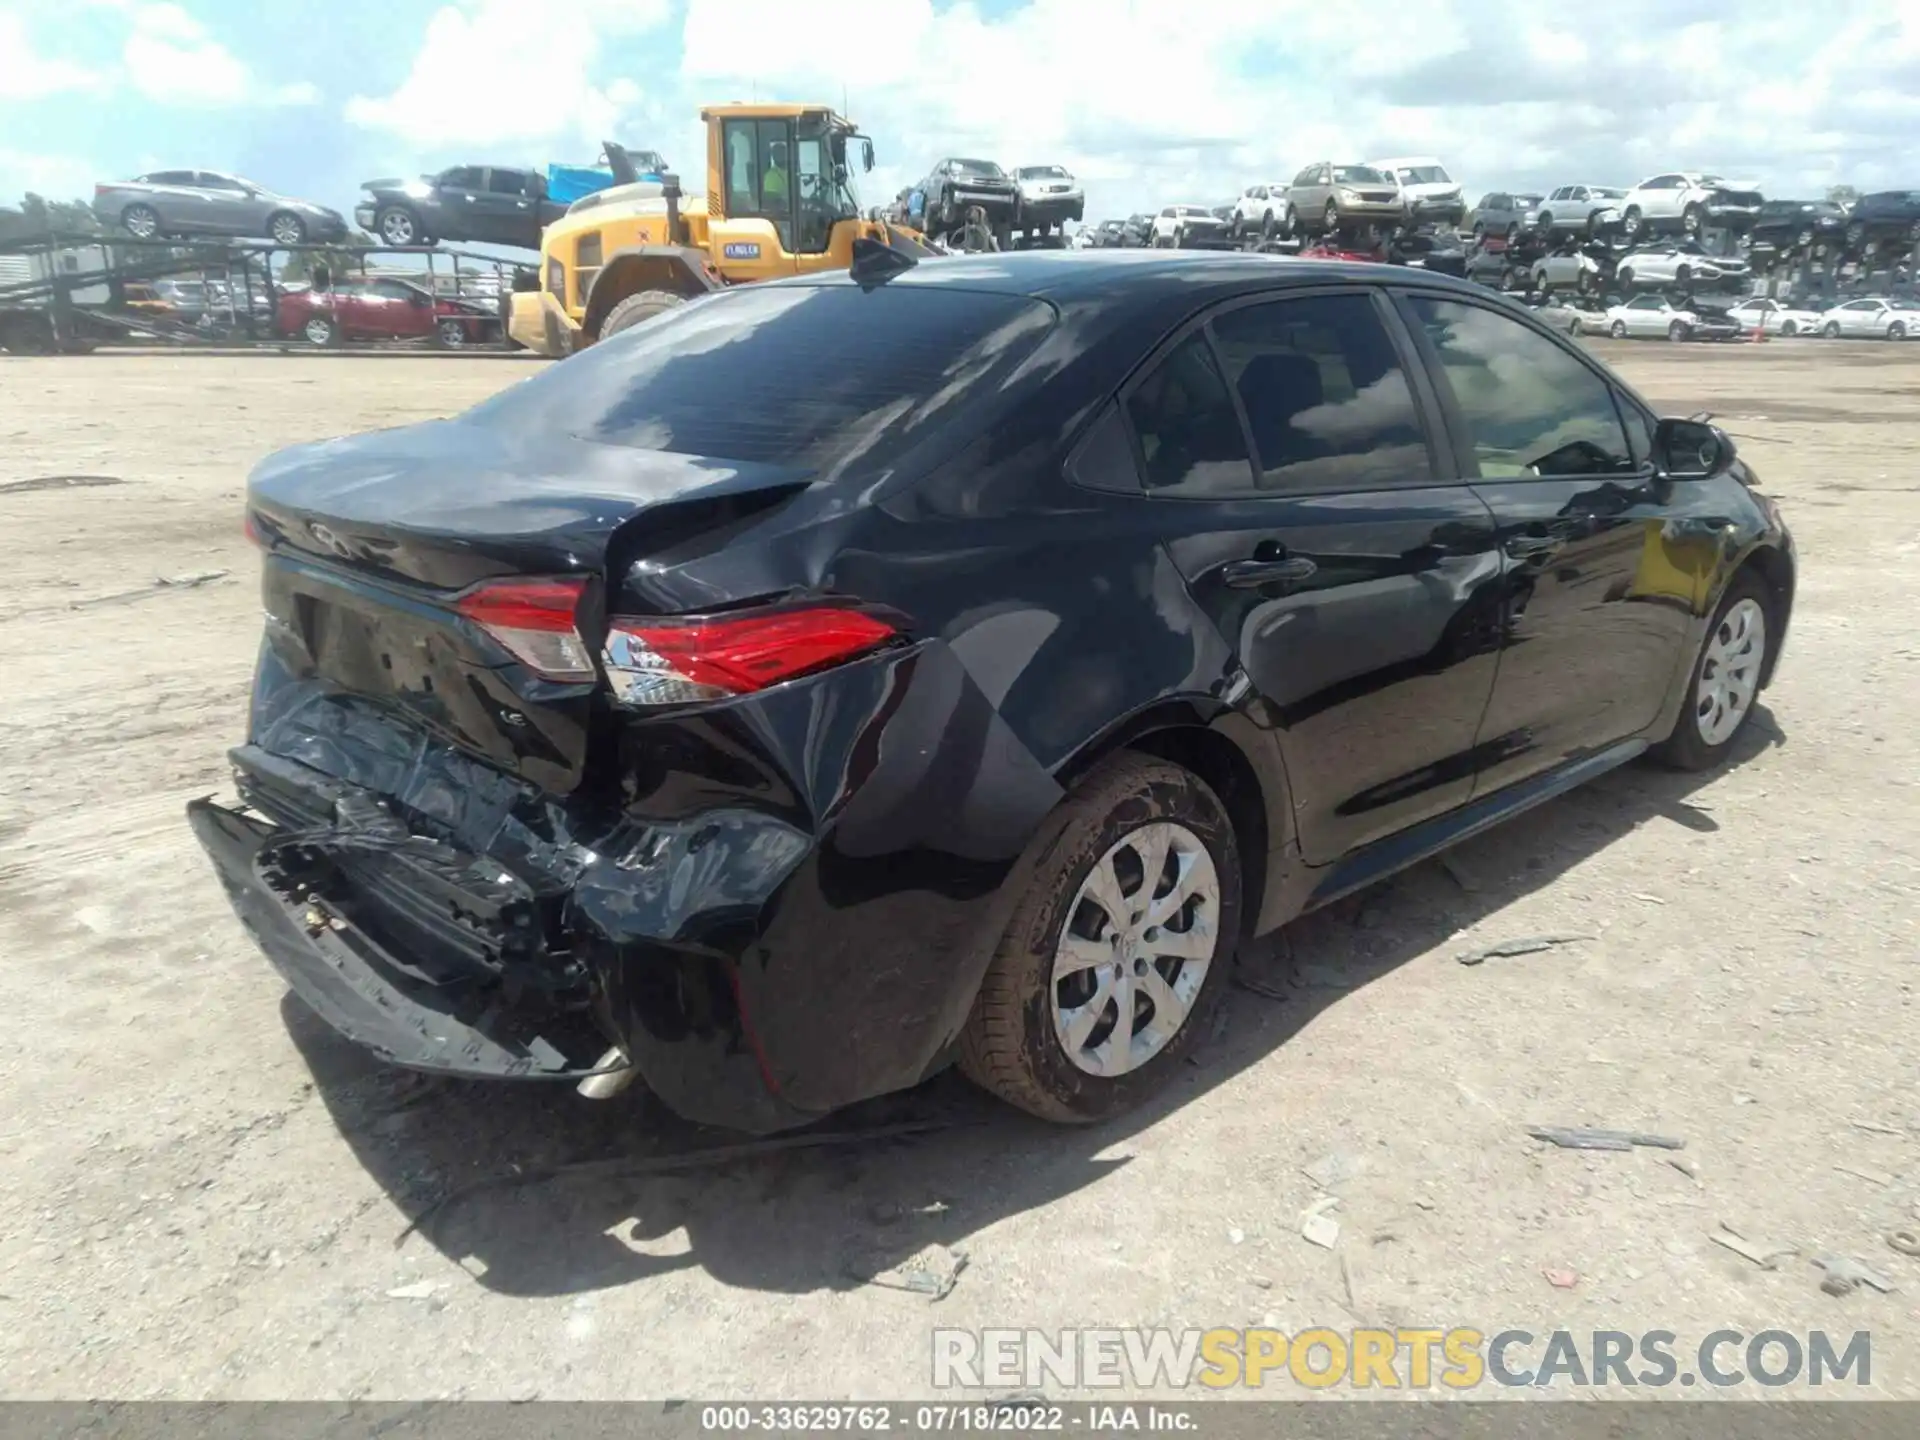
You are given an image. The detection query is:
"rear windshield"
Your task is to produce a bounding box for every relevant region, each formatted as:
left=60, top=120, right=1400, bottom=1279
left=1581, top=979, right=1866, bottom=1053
left=462, top=283, right=1055, bottom=478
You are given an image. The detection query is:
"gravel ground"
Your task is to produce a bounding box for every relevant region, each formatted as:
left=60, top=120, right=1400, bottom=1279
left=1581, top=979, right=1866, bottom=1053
left=1, top=342, right=1916, bottom=1402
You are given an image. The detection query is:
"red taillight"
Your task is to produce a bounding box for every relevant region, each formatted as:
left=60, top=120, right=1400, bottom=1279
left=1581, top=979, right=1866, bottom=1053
left=454, top=577, right=596, bottom=682
left=243, top=512, right=263, bottom=547
left=604, top=605, right=898, bottom=707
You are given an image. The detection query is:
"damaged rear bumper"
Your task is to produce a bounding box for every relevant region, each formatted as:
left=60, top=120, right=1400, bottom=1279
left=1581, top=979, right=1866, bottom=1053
left=188, top=796, right=606, bottom=1079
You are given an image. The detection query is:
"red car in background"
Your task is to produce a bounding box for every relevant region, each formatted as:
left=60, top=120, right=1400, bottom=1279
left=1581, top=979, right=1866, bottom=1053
left=277, top=277, right=496, bottom=347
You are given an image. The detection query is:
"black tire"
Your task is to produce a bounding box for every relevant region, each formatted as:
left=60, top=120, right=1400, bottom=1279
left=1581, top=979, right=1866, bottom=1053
left=1845, top=222, right=1865, bottom=251
left=435, top=318, right=469, bottom=348
left=1674, top=264, right=1692, bottom=286
left=1622, top=206, right=1643, bottom=239
left=1323, top=201, right=1339, bottom=234
left=1667, top=319, right=1689, bottom=342
left=1260, top=210, right=1275, bottom=239
left=1796, top=227, right=1814, bottom=248
left=377, top=205, right=423, bottom=247
left=600, top=288, right=686, bottom=338
left=958, top=753, right=1243, bottom=1124
left=267, top=211, right=307, bottom=246
left=1173, top=227, right=1186, bottom=249
left=1618, top=266, right=1636, bottom=291
left=1682, top=205, right=1704, bottom=237
left=1610, top=320, right=1628, bottom=339
left=121, top=203, right=160, bottom=240
left=301, top=315, right=338, bottom=347
left=1653, top=571, right=1775, bottom=771
left=1781, top=321, right=1797, bottom=336
left=1472, top=221, right=1486, bottom=241
left=1823, top=320, right=1842, bottom=338
left=1891, top=321, right=1908, bottom=340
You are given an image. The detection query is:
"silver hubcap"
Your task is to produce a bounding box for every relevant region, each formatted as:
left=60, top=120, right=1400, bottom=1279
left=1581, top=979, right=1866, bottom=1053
left=1051, top=822, right=1219, bottom=1077
left=1695, top=597, right=1766, bottom=746
left=272, top=218, right=300, bottom=244
left=126, top=209, right=155, bottom=238
left=304, top=318, right=331, bottom=343
left=439, top=321, right=464, bottom=345
left=382, top=212, right=413, bottom=244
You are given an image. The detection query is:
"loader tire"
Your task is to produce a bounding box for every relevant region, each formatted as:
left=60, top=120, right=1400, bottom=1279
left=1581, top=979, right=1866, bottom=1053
left=600, top=289, right=686, bottom=339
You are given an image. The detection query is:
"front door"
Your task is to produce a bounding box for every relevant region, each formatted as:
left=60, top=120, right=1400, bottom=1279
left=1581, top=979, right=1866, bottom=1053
left=1130, top=288, right=1506, bottom=864
left=1394, top=292, right=1694, bottom=797
left=714, top=117, right=802, bottom=279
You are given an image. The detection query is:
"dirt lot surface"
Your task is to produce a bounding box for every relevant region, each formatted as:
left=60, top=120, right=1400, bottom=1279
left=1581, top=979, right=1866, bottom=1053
left=2, top=343, right=1918, bottom=1402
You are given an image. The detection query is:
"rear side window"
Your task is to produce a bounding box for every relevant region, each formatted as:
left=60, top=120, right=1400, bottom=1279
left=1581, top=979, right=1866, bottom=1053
left=1209, top=293, right=1432, bottom=492
left=1123, top=334, right=1251, bottom=496
left=462, top=284, right=1055, bottom=479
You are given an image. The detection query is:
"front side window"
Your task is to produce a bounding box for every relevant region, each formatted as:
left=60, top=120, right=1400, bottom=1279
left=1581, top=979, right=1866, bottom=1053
left=1124, top=334, right=1251, bottom=497
left=486, top=169, right=528, bottom=196
left=441, top=167, right=484, bottom=190
left=1405, top=296, right=1634, bottom=479
left=724, top=121, right=758, bottom=213
left=1209, top=293, right=1432, bottom=492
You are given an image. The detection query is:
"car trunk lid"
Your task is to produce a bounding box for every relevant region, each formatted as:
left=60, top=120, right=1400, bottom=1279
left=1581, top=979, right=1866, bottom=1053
left=246, top=419, right=813, bottom=794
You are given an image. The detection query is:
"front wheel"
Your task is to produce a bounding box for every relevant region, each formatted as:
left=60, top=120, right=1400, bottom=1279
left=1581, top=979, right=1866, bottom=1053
left=1667, top=320, right=1690, bottom=342
left=1823, top=321, right=1842, bottom=338
left=599, top=288, right=685, bottom=339
left=1610, top=320, right=1628, bottom=339
left=435, top=318, right=469, bottom=348
left=302, top=315, right=338, bottom=347
left=958, top=753, right=1241, bottom=1123
left=267, top=211, right=307, bottom=246
left=1781, top=321, right=1797, bottom=336
left=1682, top=204, right=1705, bottom=237
left=1323, top=201, right=1339, bottom=233
left=1890, top=321, right=1908, bottom=340
left=121, top=203, right=160, bottom=240
left=1621, top=206, right=1643, bottom=239
left=1654, top=574, right=1774, bottom=771
left=377, top=206, right=422, bottom=247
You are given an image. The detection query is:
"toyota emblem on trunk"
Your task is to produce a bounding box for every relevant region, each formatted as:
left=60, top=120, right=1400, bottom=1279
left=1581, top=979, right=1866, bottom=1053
left=307, top=523, right=352, bottom=558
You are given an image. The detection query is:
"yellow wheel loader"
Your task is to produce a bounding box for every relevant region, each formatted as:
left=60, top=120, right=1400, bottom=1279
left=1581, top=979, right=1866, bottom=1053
left=510, top=104, right=940, bottom=356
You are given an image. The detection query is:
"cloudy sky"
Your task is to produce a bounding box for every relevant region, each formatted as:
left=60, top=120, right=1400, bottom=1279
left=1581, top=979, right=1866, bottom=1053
left=4, top=0, right=1917, bottom=226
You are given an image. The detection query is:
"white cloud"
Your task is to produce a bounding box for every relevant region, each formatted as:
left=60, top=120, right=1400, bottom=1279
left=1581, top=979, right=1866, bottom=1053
left=121, top=2, right=318, bottom=107
left=0, top=149, right=102, bottom=201
left=672, top=0, right=1920, bottom=220
left=345, top=0, right=671, bottom=153
left=0, top=12, right=110, bottom=99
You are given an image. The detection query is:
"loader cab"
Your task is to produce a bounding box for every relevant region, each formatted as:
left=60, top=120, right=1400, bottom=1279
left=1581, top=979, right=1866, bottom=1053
left=706, top=104, right=874, bottom=280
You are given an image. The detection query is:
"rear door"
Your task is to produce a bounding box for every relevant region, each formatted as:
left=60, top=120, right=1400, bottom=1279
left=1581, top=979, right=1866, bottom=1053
left=1393, top=291, right=1693, bottom=796
left=475, top=169, right=540, bottom=248
left=1126, top=286, right=1504, bottom=864
left=433, top=166, right=487, bottom=240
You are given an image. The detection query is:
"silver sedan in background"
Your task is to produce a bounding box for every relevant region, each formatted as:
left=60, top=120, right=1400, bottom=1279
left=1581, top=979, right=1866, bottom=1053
left=91, top=171, right=348, bottom=245
left=1534, top=184, right=1628, bottom=236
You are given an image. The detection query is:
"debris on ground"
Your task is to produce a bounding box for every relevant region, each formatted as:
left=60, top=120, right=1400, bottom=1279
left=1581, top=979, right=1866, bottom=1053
left=1668, top=1156, right=1702, bottom=1182
left=1228, top=1227, right=1246, bottom=1246
left=1814, top=1253, right=1895, bottom=1297
left=1438, top=854, right=1482, bottom=894
left=1849, top=1119, right=1906, bottom=1136
left=383, top=1280, right=444, bottom=1300
left=1710, top=1221, right=1797, bottom=1270
left=1527, top=1126, right=1685, bottom=1152
left=1886, top=1229, right=1920, bottom=1258
left=1457, top=933, right=1595, bottom=966
left=1302, top=1148, right=1366, bottom=1190
left=1250, top=1275, right=1273, bottom=1290
left=846, top=1243, right=969, bottom=1301
left=0, top=473, right=126, bottom=495
left=1340, top=1251, right=1360, bottom=1310
left=1833, top=1161, right=1895, bottom=1187
left=1233, top=933, right=1292, bottom=1001
left=1543, top=1267, right=1579, bottom=1289
left=1629, top=892, right=1667, bottom=905
left=1301, top=1194, right=1341, bottom=1249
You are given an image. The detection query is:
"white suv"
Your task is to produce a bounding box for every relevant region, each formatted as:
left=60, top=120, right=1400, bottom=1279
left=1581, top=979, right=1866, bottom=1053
left=1618, top=173, right=1765, bottom=240
left=1369, top=156, right=1465, bottom=229
left=1229, top=182, right=1293, bottom=239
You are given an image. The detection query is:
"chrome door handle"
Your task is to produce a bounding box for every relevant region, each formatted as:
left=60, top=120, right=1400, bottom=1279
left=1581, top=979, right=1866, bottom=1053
left=1222, top=556, right=1318, bottom=588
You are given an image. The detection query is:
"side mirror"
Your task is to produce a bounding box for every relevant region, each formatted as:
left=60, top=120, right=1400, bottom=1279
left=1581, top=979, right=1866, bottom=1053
left=861, top=139, right=875, bottom=173
left=1653, top=417, right=1736, bottom=479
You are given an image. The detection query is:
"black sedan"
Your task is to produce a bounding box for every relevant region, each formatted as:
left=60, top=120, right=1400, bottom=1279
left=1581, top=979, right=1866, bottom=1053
left=1843, top=190, right=1920, bottom=253
left=192, top=251, right=1795, bottom=1133
left=1747, top=199, right=1848, bottom=254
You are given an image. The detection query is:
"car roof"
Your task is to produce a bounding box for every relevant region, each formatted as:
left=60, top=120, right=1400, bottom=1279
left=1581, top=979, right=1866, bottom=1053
left=782, top=248, right=1497, bottom=306
left=1370, top=155, right=1442, bottom=166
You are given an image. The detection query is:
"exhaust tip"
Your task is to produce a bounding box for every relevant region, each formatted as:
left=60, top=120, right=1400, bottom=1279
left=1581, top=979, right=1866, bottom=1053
left=577, top=1046, right=640, bottom=1100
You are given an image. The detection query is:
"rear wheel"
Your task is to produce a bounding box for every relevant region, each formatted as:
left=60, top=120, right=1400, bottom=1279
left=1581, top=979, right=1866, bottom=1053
left=599, top=288, right=686, bottom=338
left=1323, top=200, right=1339, bottom=234
left=121, top=203, right=159, bottom=240
left=377, top=206, right=422, bottom=247
left=958, top=753, right=1241, bottom=1123
left=267, top=211, right=307, bottom=246
left=1891, top=321, right=1909, bottom=340
left=1654, top=573, right=1774, bottom=771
